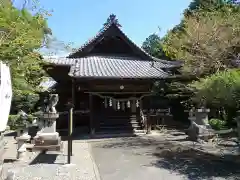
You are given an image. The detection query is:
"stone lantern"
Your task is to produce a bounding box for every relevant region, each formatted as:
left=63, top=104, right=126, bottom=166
left=186, top=107, right=213, bottom=141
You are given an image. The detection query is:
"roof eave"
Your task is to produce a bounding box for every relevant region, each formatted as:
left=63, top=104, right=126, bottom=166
left=67, top=74, right=169, bottom=80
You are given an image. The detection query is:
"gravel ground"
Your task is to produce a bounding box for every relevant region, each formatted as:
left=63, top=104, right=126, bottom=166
left=91, top=134, right=240, bottom=180
left=2, top=130, right=240, bottom=180
left=2, top=135, right=100, bottom=180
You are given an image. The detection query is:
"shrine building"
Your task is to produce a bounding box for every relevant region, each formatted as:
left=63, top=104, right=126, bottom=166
left=43, top=15, right=181, bottom=135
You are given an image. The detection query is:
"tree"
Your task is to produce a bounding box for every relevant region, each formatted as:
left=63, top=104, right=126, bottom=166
left=190, top=69, right=240, bottom=122
left=142, top=34, right=169, bottom=59
left=187, top=0, right=227, bottom=11
left=167, top=0, right=228, bottom=47
left=0, top=1, right=51, bottom=91
left=163, top=7, right=240, bottom=76
left=191, top=70, right=240, bottom=107
left=0, top=0, right=53, bottom=113
left=156, top=0, right=239, bottom=114
left=185, top=0, right=238, bottom=16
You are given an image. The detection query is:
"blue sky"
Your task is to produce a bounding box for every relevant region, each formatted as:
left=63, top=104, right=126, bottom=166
left=39, top=0, right=191, bottom=51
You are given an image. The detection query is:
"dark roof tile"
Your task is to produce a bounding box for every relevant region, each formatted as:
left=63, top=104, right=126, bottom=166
left=67, top=22, right=182, bottom=69
left=68, top=55, right=169, bottom=79
left=44, top=56, right=76, bottom=66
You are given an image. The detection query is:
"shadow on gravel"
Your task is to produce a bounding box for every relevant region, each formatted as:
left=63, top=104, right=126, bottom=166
left=4, top=158, right=17, bottom=163
left=151, top=143, right=240, bottom=180
left=61, top=134, right=138, bottom=141
left=93, top=136, right=240, bottom=179
left=97, top=136, right=161, bottom=149
left=29, top=153, right=63, bottom=165
left=4, top=131, right=17, bottom=137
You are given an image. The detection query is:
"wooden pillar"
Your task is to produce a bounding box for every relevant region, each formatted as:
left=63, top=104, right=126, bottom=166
left=140, top=98, right=147, bottom=131
left=89, top=94, right=95, bottom=136
left=131, top=99, right=136, bottom=113
left=136, top=101, right=140, bottom=123
left=146, top=95, right=152, bottom=134
left=70, top=79, right=75, bottom=156
left=71, top=79, right=75, bottom=134
left=68, top=107, right=73, bottom=159
left=152, top=115, right=157, bottom=130
left=146, top=114, right=152, bottom=134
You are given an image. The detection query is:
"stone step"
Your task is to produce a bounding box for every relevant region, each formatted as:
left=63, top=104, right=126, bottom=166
left=99, top=125, right=142, bottom=131
left=96, top=129, right=145, bottom=135
left=100, top=117, right=138, bottom=121
left=100, top=119, right=138, bottom=121
left=99, top=121, right=141, bottom=126
left=100, top=123, right=142, bottom=128
left=102, top=118, right=137, bottom=121
left=99, top=119, right=139, bottom=122
left=103, top=115, right=137, bottom=118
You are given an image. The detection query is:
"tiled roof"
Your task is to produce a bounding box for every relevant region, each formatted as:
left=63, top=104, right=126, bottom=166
left=42, top=17, right=182, bottom=80
left=44, top=56, right=76, bottom=66
left=68, top=55, right=169, bottom=79
left=67, top=21, right=182, bottom=69
left=43, top=55, right=179, bottom=69
left=152, top=57, right=182, bottom=69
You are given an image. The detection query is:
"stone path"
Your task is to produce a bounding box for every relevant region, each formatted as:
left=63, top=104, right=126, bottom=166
left=2, top=136, right=100, bottom=180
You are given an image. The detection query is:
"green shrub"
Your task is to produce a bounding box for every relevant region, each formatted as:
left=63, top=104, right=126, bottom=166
left=209, top=118, right=227, bottom=130
left=11, top=93, right=40, bottom=114
left=8, top=115, right=20, bottom=130
left=191, top=70, right=240, bottom=108
left=8, top=114, right=37, bottom=130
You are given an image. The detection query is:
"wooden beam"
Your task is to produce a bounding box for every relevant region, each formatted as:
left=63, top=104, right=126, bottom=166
left=89, top=94, right=95, bottom=136
left=86, top=92, right=151, bottom=94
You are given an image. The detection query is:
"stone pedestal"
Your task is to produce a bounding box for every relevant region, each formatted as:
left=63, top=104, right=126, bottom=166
left=33, top=112, right=62, bottom=152
left=16, top=133, right=30, bottom=160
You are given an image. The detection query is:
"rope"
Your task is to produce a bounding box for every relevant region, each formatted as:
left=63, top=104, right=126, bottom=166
left=86, top=92, right=153, bottom=101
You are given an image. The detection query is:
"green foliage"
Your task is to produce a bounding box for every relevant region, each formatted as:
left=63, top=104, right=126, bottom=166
left=8, top=115, right=20, bottom=130
left=190, top=69, right=240, bottom=108
left=187, top=0, right=229, bottom=12
left=11, top=93, right=40, bottom=114
left=0, top=1, right=51, bottom=97
left=0, top=1, right=56, bottom=115
left=163, top=1, right=240, bottom=75
left=209, top=118, right=227, bottom=130
left=142, top=34, right=168, bottom=59
left=8, top=114, right=36, bottom=130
